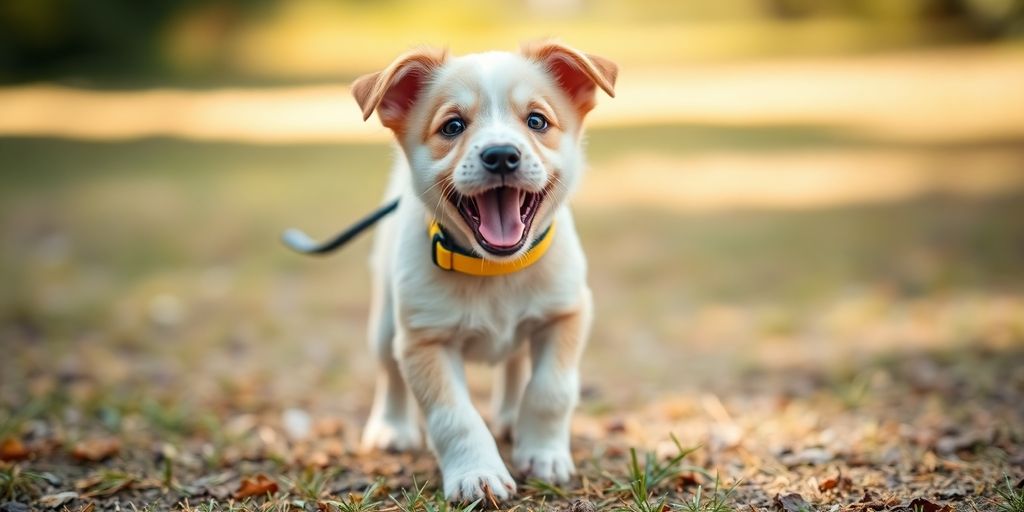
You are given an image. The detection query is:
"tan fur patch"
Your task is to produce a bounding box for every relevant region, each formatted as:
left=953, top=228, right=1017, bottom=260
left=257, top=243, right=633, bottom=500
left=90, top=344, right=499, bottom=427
left=400, top=338, right=456, bottom=408
left=520, top=39, right=617, bottom=119
left=350, top=46, right=449, bottom=134
left=536, top=308, right=588, bottom=370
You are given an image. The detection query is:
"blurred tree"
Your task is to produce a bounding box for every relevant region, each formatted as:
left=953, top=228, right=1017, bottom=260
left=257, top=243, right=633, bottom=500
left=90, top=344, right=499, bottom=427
left=0, top=0, right=273, bottom=84
left=0, top=0, right=1019, bottom=85
left=761, top=0, right=1021, bottom=36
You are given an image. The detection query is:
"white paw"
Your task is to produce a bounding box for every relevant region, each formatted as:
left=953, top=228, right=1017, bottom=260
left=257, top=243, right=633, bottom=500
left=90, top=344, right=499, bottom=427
left=360, top=416, right=422, bottom=452
left=513, top=445, right=575, bottom=483
left=443, top=466, right=516, bottom=503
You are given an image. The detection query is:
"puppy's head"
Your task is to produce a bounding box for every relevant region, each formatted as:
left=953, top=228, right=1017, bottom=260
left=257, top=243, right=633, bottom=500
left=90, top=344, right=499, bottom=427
left=353, top=41, right=616, bottom=260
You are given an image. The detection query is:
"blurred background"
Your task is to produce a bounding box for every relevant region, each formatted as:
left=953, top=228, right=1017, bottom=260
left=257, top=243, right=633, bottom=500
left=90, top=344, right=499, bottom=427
left=1, top=0, right=1023, bottom=497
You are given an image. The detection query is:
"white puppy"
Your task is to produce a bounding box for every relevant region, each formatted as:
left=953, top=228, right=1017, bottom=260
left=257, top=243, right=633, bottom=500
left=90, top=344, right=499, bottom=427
left=350, top=40, right=616, bottom=502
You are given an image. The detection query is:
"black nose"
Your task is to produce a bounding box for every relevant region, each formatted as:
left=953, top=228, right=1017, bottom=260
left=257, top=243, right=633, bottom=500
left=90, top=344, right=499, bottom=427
left=480, top=145, right=521, bottom=174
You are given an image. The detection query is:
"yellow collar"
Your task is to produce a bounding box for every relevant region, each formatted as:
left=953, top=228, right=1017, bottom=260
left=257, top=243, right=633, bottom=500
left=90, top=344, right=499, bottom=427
left=429, top=220, right=556, bottom=276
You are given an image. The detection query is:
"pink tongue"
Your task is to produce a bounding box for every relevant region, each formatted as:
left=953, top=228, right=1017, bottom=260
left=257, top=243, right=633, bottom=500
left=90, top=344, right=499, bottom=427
left=476, top=188, right=525, bottom=248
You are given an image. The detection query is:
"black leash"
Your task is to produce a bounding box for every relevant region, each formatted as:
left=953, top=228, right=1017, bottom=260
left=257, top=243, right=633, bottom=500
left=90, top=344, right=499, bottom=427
left=281, top=198, right=400, bottom=256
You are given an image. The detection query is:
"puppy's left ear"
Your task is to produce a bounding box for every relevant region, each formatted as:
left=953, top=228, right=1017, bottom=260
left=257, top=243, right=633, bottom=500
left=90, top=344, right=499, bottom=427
left=522, top=40, right=617, bottom=117
left=351, top=46, right=448, bottom=131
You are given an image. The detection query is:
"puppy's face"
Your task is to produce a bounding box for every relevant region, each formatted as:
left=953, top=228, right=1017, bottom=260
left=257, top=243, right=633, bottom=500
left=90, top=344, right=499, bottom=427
left=353, top=42, right=616, bottom=260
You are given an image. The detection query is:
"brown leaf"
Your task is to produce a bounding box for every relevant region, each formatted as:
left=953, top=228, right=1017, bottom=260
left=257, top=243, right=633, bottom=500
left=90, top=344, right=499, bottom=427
left=233, top=474, right=279, bottom=499
left=906, top=498, right=952, bottom=512
left=0, top=438, right=29, bottom=461
left=676, top=471, right=703, bottom=488
left=76, top=471, right=135, bottom=498
left=71, top=438, right=121, bottom=462
left=774, top=493, right=813, bottom=512
left=605, top=418, right=627, bottom=434
left=818, top=471, right=851, bottom=493
left=818, top=476, right=838, bottom=492
left=851, top=491, right=887, bottom=511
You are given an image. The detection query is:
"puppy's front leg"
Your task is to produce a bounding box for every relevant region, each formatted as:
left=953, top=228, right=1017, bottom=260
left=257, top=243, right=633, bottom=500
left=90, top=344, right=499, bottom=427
left=513, top=291, right=592, bottom=484
left=399, top=334, right=516, bottom=502
left=490, top=343, right=530, bottom=441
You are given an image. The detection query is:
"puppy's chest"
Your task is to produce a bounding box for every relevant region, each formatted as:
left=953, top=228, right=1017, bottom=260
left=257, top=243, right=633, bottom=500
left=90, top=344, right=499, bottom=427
left=408, top=279, right=574, bottom=363
left=454, top=299, right=547, bottom=363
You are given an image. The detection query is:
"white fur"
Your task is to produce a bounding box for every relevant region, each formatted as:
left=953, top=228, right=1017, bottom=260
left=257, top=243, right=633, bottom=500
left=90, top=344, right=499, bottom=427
left=356, top=46, right=612, bottom=502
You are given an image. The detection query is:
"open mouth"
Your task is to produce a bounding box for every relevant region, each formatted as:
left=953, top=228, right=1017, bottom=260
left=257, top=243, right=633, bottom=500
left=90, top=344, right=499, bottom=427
left=449, top=186, right=545, bottom=255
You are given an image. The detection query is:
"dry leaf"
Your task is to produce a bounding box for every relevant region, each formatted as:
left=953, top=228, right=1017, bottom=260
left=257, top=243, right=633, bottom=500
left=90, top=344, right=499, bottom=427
left=780, top=447, right=833, bottom=467
left=851, top=490, right=890, bottom=511
left=0, top=438, right=29, bottom=461
left=905, top=498, right=952, bottom=512
left=37, top=491, right=79, bottom=508
left=77, top=503, right=96, bottom=512
left=605, top=418, right=627, bottom=434
left=304, top=450, right=329, bottom=468
left=76, top=471, right=135, bottom=498
left=935, top=430, right=992, bottom=454
left=233, top=474, right=279, bottom=499
left=818, top=471, right=851, bottom=492
left=676, top=471, right=703, bottom=488
left=71, top=438, right=121, bottom=462
left=775, top=493, right=813, bottom=512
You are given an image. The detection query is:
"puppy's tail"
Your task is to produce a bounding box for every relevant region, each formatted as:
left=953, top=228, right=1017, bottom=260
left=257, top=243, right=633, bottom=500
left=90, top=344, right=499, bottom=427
left=282, top=198, right=400, bottom=256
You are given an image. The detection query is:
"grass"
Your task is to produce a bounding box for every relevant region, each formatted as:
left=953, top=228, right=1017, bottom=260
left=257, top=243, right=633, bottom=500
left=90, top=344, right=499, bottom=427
left=0, top=463, right=46, bottom=501
left=676, top=476, right=738, bottom=512
left=620, top=448, right=670, bottom=512
left=994, top=475, right=1024, bottom=512
left=612, top=436, right=732, bottom=512
left=287, top=467, right=340, bottom=504
left=611, top=435, right=706, bottom=493
left=389, top=479, right=481, bottom=512
left=321, top=478, right=384, bottom=512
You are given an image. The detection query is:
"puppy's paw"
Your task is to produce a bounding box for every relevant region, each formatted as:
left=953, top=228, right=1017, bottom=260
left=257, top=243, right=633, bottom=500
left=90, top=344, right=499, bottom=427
left=360, top=417, right=422, bottom=452
left=443, top=466, right=516, bottom=503
left=513, top=445, right=575, bottom=484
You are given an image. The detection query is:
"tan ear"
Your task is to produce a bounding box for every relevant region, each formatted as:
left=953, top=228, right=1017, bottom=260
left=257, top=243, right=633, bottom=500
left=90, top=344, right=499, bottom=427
left=351, top=46, right=448, bottom=129
left=521, top=40, right=617, bottom=116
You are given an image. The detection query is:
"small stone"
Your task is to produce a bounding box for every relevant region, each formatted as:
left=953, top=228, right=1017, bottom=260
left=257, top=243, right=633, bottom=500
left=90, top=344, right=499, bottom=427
left=283, top=408, right=313, bottom=441
left=566, top=499, right=596, bottom=512
left=37, top=492, right=78, bottom=508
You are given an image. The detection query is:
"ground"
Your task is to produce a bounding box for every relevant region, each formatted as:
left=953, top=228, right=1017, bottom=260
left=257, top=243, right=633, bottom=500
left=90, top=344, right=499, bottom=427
left=2, top=116, right=1024, bottom=509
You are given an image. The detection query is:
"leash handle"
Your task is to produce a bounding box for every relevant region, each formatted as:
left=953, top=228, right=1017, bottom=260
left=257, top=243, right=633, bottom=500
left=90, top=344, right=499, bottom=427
left=282, top=198, right=400, bottom=256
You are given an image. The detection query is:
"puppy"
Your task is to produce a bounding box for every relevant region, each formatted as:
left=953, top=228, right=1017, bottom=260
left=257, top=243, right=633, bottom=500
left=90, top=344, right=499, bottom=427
left=351, top=40, right=616, bottom=502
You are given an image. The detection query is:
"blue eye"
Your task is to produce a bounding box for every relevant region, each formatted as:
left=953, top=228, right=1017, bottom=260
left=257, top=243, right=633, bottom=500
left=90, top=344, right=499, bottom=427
left=526, top=113, right=549, bottom=132
left=440, top=118, right=466, bottom=137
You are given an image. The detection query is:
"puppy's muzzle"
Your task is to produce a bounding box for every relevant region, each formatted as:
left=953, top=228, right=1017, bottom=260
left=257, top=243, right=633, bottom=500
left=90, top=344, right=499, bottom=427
left=480, top=145, right=521, bottom=175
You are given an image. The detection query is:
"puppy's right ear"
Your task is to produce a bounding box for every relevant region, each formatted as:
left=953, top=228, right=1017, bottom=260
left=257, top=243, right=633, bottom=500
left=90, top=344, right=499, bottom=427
left=351, top=47, right=448, bottom=131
